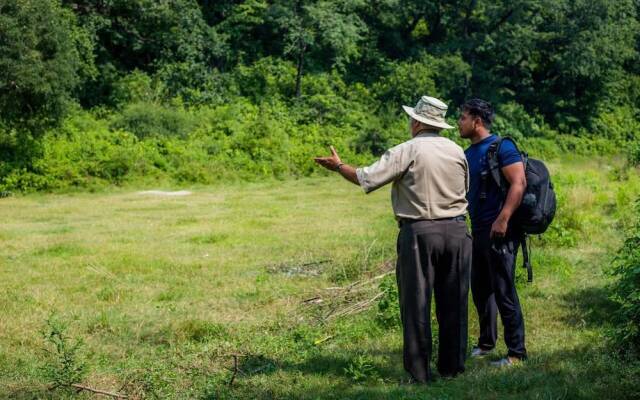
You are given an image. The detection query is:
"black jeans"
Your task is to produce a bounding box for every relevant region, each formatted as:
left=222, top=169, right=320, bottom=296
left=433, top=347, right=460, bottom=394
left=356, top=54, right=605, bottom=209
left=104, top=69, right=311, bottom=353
left=471, top=228, right=527, bottom=359
left=396, top=219, right=472, bottom=382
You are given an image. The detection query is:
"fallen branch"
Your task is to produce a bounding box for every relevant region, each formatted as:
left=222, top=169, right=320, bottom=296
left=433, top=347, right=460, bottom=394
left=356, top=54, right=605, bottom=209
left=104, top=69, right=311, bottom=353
left=302, top=296, right=323, bottom=304
left=302, top=261, right=394, bottom=324
left=71, top=384, right=128, bottom=399
left=324, top=291, right=386, bottom=321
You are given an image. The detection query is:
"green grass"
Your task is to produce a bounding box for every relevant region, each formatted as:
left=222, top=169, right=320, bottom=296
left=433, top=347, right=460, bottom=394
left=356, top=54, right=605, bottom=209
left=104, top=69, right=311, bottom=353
left=0, top=157, right=639, bottom=399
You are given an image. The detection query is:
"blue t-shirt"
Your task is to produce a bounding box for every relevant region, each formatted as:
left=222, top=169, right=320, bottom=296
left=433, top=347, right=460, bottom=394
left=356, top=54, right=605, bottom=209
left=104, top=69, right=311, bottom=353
left=465, top=135, right=522, bottom=231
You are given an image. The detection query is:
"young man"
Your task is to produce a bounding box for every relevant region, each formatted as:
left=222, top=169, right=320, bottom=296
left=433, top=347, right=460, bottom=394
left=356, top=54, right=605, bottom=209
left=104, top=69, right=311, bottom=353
left=315, top=96, right=471, bottom=382
left=458, top=98, right=528, bottom=366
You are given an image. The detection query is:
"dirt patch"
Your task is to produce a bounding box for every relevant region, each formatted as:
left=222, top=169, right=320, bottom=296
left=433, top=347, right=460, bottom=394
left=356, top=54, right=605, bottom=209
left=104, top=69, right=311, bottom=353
left=137, top=190, right=192, bottom=197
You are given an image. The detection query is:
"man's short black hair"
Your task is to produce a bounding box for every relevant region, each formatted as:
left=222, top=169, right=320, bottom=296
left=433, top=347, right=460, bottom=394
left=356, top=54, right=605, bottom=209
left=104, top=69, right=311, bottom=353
left=461, top=98, right=495, bottom=129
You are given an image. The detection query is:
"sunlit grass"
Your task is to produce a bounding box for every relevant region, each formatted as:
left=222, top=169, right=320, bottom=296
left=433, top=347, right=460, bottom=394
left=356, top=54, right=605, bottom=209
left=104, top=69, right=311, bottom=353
left=1, top=158, right=639, bottom=399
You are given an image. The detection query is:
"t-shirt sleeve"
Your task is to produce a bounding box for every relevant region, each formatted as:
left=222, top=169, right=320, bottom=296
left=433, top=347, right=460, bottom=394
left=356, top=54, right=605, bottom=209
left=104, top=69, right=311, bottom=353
left=463, top=157, right=470, bottom=194
left=498, top=139, right=522, bottom=167
left=356, top=144, right=409, bottom=194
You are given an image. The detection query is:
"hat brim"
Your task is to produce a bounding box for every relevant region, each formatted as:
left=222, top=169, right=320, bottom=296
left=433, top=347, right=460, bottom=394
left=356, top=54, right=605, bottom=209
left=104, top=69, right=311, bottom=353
left=402, top=105, right=454, bottom=130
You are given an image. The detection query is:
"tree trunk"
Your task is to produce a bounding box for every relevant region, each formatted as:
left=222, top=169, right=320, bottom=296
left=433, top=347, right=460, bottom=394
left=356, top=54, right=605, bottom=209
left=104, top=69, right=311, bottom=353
left=295, top=42, right=305, bottom=98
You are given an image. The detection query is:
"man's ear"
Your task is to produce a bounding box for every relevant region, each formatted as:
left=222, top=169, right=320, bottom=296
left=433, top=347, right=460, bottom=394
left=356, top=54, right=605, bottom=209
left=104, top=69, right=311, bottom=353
left=473, top=117, right=482, bottom=131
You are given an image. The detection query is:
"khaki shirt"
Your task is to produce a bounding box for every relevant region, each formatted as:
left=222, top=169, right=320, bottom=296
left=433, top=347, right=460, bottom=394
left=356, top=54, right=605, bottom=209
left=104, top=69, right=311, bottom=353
left=356, top=132, right=469, bottom=220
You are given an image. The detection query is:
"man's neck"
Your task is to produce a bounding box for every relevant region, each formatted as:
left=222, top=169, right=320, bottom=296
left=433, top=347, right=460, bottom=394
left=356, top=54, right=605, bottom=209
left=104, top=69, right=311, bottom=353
left=470, top=129, right=491, bottom=145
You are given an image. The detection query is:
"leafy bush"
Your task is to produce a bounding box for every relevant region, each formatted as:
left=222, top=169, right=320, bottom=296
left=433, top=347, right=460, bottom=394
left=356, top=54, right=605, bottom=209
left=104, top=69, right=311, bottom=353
left=30, top=113, right=153, bottom=189
left=0, top=88, right=635, bottom=192
left=371, top=53, right=470, bottom=108
left=343, top=354, right=380, bottom=383
left=111, top=102, right=200, bottom=139
left=110, top=70, right=161, bottom=107
left=372, top=60, right=438, bottom=107
left=591, top=106, right=640, bottom=143
left=493, top=102, right=549, bottom=140
left=608, top=199, right=640, bottom=357
left=232, top=57, right=297, bottom=102
left=628, top=141, right=640, bottom=167
left=41, top=316, right=87, bottom=390
left=376, top=273, right=400, bottom=329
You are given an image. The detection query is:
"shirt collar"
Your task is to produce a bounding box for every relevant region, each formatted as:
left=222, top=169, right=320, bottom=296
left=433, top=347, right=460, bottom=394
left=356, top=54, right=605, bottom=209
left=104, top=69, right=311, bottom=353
left=415, top=129, right=441, bottom=138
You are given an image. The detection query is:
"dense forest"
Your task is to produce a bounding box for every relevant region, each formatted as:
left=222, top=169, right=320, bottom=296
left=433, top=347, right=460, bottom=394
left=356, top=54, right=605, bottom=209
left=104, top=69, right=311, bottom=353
left=1, top=0, right=639, bottom=190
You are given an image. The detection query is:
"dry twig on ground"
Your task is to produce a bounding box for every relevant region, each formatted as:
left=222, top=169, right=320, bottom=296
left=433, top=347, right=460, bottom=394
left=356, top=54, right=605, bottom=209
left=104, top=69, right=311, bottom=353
left=300, top=263, right=394, bottom=323
left=69, top=383, right=128, bottom=399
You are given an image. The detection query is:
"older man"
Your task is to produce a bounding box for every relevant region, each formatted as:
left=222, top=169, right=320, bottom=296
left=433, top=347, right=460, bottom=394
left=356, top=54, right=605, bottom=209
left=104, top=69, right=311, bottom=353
left=314, top=96, right=471, bottom=383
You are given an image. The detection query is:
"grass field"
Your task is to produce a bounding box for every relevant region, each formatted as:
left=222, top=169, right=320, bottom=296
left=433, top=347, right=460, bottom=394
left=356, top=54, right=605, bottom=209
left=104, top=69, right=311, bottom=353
left=1, top=156, right=639, bottom=399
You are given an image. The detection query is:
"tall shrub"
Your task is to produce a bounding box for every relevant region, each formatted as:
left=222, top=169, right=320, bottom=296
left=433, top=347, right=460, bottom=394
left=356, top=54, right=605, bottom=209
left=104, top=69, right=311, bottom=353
left=608, top=199, right=640, bottom=357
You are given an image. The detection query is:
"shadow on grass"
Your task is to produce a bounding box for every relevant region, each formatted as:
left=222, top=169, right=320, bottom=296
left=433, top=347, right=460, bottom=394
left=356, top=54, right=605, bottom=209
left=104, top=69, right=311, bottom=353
left=212, top=344, right=640, bottom=400
left=7, top=346, right=638, bottom=400
left=230, top=350, right=403, bottom=381
left=560, top=285, right=619, bottom=328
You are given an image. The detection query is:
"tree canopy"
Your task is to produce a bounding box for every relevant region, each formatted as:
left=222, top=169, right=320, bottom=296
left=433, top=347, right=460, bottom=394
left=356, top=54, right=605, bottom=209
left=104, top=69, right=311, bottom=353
left=1, top=0, right=637, bottom=130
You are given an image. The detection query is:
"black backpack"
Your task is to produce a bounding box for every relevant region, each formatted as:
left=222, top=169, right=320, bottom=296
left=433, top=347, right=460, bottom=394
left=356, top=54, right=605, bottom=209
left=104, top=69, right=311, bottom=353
left=484, top=137, right=557, bottom=282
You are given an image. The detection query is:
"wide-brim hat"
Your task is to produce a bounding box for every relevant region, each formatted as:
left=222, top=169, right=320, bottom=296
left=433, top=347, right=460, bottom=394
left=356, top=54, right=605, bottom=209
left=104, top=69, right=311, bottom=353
left=402, top=96, right=453, bottom=130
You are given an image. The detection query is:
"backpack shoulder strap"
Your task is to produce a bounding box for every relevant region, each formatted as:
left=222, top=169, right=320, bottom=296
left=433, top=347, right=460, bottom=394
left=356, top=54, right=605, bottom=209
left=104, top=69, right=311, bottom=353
left=486, top=137, right=505, bottom=193
left=487, top=136, right=528, bottom=194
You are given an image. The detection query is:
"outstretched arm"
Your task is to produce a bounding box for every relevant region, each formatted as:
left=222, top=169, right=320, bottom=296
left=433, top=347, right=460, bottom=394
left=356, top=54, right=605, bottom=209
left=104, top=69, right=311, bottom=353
left=314, top=146, right=360, bottom=186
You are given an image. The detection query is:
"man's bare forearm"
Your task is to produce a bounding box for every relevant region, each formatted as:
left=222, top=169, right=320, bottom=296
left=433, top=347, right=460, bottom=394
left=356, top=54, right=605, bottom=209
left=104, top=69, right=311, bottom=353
left=337, top=164, right=360, bottom=186
left=498, top=181, right=526, bottom=222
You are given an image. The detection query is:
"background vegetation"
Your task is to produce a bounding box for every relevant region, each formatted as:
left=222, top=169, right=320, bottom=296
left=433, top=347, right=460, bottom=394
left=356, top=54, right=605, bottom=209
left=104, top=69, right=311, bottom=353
left=1, top=0, right=639, bottom=190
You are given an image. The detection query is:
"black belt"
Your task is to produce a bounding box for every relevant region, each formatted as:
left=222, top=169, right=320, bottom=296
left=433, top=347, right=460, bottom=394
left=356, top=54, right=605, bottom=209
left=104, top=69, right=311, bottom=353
left=398, top=215, right=466, bottom=228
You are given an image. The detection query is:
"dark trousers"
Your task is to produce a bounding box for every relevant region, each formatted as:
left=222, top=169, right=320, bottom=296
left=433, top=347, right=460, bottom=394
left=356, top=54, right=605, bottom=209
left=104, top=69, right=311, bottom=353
left=471, top=228, right=527, bottom=359
left=396, top=219, right=472, bottom=382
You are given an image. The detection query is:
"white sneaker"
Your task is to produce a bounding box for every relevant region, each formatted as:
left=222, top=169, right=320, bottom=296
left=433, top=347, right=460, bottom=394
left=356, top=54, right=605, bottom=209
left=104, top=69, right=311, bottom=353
left=491, top=357, right=521, bottom=367
left=470, top=346, right=493, bottom=358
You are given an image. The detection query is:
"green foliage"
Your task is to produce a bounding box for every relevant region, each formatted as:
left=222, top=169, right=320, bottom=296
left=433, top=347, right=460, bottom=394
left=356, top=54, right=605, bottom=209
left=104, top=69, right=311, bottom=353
left=175, top=320, right=228, bottom=343
left=0, top=0, right=94, bottom=132
left=608, top=199, right=640, bottom=357
left=2, top=98, right=635, bottom=192
left=0, top=0, right=638, bottom=190
left=109, top=70, right=161, bottom=107
left=30, top=114, right=148, bottom=189
left=539, top=186, right=583, bottom=247
left=232, top=57, right=297, bottom=101
left=517, top=0, right=638, bottom=128
left=0, top=97, right=388, bottom=191
left=343, top=354, right=380, bottom=383
left=627, top=141, right=640, bottom=167
left=41, top=316, right=87, bottom=390
left=371, top=60, right=438, bottom=107
left=376, top=273, right=400, bottom=329
left=493, top=102, right=548, bottom=140
left=65, top=0, right=220, bottom=105
left=111, top=102, right=200, bottom=139
left=372, top=54, right=470, bottom=108
left=591, top=106, right=640, bottom=143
